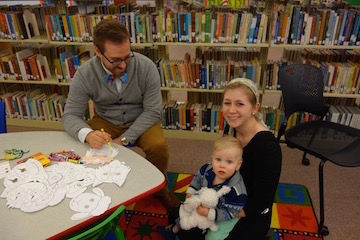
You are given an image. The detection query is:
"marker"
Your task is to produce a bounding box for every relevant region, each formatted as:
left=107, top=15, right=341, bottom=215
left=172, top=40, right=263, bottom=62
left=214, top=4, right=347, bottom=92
left=66, top=158, right=83, bottom=164
left=101, top=128, right=112, bottom=147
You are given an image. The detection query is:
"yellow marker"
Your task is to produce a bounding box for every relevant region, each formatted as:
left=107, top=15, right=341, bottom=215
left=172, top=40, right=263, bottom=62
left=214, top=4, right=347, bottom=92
left=101, top=128, right=112, bottom=147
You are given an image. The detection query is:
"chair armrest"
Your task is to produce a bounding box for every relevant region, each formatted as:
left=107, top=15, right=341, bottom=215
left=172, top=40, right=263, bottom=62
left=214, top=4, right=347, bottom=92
left=320, top=103, right=331, bottom=119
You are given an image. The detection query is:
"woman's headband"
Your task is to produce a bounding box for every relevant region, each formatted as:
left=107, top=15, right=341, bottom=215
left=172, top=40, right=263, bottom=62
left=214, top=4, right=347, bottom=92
left=226, top=78, right=260, bottom=103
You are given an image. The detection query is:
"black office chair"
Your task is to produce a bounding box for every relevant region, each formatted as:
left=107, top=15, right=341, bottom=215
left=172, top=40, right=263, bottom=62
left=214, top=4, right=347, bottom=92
left=277, top=64, right=360, bottom=236
left=276, top=64, right=330, bottom=165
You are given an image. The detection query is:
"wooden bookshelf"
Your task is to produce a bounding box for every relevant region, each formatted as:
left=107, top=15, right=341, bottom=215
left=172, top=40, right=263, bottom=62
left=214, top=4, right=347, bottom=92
left=7, top=118, right=64, bottom=130
left=163, top=129, right=222, bottom=141
left=0, top=76, right=70, bottom=86
left=270, top=44, right=360, bottom=50
left=154, top=42, right=269, bottom=47
left=2, top=0, right=360, bottom=139
left=265, top=90, right=360, bottom=99
left=0, top=34, right=49, bottom=43
left=6, top=118, right=222, bottom=141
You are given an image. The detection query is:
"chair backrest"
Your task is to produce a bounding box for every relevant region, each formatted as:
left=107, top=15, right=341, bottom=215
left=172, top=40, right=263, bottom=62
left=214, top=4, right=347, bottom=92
left=68, top=205, right=126, bottom=240
left=0, top=100, right=6, bottom=133
left=278, top=64, right=329, bottom=120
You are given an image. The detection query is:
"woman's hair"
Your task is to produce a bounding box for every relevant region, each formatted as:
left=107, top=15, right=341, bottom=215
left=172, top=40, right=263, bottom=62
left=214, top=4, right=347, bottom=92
left=213, top=136, right=243, bottom=160
left=223, top=78, right=259, bottom=107
left=94, top=19, right=131, bottom=53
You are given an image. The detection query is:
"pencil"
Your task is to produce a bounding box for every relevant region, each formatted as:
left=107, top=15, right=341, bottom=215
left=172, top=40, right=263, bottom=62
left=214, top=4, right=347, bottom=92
left=101, top=128, right=112, bottom=147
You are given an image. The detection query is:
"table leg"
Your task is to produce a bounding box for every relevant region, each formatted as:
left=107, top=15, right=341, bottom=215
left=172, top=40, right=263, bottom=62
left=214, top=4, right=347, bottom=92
left=318, top=159, right=329, bottom=236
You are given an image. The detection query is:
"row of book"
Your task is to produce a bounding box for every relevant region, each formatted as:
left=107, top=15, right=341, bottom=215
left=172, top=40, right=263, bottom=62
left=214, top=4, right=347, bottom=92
left=328, top=105, right=360, bottom=129
left=301, top=48, right=360, bottom=63
left=264, top=59, right=360, bottom=95
left=0, top=4, right=56, bottom=40
left=152, top=8, right=269, bottom=44
left=161, top=100, right=224, bottom=133
left=54, top=47, right=159, bottom=83
left=161, top=100, right=285, bottom=134
left=310, top=59, right=360, bottom=94
left=53, top=50, right=90, bottom=83
left=158, top=57, right=261, bottom=90
left=173, top=0, right=253, bottom=8
left=0, top=44, right=91, bottom=83
left=42, top=5, right=270, bottom=45
left=0, top=88, right=66, bottom=121
left=160, top=101, right=284, bottom=134
left=0, top=48, right=51, bottom=82
left=2, top=87, right=359, bottom=133
left=272, top=3, right=360, bottom=46
left=160, top=99, right=360, bottom=135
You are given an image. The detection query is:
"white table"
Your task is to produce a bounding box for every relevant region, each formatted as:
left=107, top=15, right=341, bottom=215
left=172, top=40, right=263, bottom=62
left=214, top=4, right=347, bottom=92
left=0, top=131, right=165, bottom=240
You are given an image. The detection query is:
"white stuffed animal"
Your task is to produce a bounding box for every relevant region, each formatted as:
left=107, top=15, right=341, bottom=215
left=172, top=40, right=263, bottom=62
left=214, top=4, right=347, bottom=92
left=179, top=186, right=231, bottom=231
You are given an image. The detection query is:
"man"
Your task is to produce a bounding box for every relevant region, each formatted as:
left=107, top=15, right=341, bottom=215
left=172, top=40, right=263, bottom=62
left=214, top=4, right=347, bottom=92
left=62, top=19, right=180, bottom=211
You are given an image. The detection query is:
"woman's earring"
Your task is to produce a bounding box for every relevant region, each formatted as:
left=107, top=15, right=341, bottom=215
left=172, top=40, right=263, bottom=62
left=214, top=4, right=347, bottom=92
left=251, top=112, right=255, bottom=116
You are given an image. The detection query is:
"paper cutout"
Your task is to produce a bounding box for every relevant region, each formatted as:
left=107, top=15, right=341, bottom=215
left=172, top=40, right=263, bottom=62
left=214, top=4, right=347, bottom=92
left=1, top=160, right=66, bottom=212
left=82, top=145, right=119, bottom=164
left=69, top=188, right=111, bottom=220
left=1, top=159, right=130, bottom=218
left=93, top=160, right=131, bottom=187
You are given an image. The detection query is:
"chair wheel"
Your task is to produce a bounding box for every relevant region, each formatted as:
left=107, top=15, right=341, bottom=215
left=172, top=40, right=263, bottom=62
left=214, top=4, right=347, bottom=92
left=319, top=225, right=329, bottom=235
left=302, top=158, right=310, bottom=166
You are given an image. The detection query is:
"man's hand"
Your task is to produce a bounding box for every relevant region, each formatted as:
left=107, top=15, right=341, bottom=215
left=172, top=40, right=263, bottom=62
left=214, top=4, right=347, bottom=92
left=197, top=205, right=210, bottom=217
left=85, top=130, right=112, bottom=148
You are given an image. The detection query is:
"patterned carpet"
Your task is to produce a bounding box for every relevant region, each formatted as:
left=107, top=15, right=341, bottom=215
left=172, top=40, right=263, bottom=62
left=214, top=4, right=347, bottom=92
left=123, top=172, right=323, bottom=240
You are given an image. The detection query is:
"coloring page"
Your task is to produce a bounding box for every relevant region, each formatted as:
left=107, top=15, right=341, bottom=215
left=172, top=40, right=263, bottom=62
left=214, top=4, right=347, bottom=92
left=93, top=160, right=131, bottom=187
left=1, top=159, right=66, bottom=212
left=82, top=145, right=119, bottom=164
left=1, top=159, right=129, bottom=218
left=69, top=188, right=111, bottom=220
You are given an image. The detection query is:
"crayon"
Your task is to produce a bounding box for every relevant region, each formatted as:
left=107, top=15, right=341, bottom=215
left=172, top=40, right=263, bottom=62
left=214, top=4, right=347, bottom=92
left=66, top=158, right=83, bottom=164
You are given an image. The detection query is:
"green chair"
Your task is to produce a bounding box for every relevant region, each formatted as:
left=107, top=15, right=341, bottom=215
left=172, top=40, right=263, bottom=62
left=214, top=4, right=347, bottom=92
left=68, top=205, right=126, bottom=240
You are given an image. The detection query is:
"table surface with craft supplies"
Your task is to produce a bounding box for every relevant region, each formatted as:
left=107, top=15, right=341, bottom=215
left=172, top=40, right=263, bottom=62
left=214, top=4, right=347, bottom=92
left=0, top=131, right=165, bottom=240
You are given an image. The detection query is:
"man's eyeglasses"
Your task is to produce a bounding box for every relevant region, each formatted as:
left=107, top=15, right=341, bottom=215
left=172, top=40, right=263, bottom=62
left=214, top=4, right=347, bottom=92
left=101, top=51, right=134, bottom=66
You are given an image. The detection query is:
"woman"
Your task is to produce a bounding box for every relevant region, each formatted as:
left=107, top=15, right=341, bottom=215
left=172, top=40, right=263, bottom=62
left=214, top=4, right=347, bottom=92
left=222, top=78, right=282, bottom=239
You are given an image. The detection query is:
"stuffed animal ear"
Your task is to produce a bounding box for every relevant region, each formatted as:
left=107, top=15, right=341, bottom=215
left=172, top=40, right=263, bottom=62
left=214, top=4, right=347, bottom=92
left=217, top=186, right=231, bottom=197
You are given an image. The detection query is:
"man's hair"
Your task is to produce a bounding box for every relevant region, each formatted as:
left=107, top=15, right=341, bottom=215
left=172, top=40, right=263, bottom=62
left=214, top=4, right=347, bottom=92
left=94, top=19, right=131, bottom=53
left=213, top=136, right=243, bottom=160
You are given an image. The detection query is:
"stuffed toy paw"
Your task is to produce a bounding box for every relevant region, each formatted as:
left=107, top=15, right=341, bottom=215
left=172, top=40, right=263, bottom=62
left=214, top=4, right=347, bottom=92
left=179, top=186, right=231, bottom=231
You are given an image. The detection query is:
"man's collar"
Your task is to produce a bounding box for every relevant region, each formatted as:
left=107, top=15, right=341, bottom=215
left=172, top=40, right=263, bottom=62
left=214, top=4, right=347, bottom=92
left=100, top=59, right=113, bottom=75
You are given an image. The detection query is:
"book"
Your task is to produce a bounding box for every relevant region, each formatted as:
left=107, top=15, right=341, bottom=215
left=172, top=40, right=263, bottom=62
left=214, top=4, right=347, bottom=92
left=15, top=48, right=33, bottom=81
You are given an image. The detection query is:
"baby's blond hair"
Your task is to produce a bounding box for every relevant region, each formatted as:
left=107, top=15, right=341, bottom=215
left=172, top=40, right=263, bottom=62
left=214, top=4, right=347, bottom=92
left=213, top=136, right=243, bottom=161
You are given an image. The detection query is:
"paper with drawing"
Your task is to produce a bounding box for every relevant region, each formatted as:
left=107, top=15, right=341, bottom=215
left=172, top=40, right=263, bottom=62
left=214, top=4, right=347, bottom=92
left=1, top=159, right=131, bottom=220
left=82, top=145, right=119, bottom=164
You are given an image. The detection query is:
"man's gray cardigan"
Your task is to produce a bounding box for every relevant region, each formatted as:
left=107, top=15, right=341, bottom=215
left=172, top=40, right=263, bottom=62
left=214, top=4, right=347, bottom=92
left=62, top=52, right=162, bottom=144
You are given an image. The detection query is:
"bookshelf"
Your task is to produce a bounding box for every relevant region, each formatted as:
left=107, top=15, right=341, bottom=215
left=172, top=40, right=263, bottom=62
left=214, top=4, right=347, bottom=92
left=1, top=0, right=360, bottom=139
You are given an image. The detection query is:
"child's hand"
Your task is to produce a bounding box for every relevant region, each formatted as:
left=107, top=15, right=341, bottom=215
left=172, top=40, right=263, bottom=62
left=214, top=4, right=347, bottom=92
left=197, top=205, right=209, bottom=217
